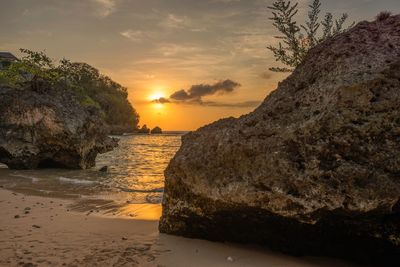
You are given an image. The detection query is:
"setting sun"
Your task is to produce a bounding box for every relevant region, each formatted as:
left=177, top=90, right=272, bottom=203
left=148, top=91, right=166, bottom=101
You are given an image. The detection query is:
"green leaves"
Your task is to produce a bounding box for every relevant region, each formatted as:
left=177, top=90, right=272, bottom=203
left=0, top=49, right=62, bottom=88
left=0, top=48, right=140, bottom=129
left=267, top=0, right=354, bottom=72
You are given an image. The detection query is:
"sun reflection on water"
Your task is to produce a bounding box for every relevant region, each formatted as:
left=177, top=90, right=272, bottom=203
left=0, top=134, right=183, bottom=218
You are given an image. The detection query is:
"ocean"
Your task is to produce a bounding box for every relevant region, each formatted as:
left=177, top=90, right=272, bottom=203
left=0, top=133, right=183, bottom=215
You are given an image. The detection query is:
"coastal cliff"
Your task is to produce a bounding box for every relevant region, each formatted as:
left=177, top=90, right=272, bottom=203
left=160, top=15, right=400, bottom=265
left=0, top=80, right=118, bottom=169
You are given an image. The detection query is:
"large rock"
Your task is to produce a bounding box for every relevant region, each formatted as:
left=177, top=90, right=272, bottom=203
left=151, top=126, right=163, bottom=134
left=0, top=81, right=118, bottom=169
left=160, top=15, right=400, bottom=265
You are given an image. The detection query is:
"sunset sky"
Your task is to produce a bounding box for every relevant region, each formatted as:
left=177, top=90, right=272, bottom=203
left=1, top=0, right=399, bottom=130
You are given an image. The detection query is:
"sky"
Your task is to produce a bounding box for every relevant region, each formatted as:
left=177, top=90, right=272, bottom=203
left=1, top=0, right=399, bottom=130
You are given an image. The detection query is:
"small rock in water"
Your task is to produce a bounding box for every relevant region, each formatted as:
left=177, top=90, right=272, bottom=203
left=32, top=225, right=41, bottom=229
left=99, top=166, right=108, bottom=172
left=122, top=237, right=128, bottom=241
left=14, top=215, right=20, bottom=219
left=226, top=256, right=234, bottom=262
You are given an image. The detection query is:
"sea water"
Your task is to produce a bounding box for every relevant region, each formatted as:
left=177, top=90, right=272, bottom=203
left=0, top=133, right=183, bottom=214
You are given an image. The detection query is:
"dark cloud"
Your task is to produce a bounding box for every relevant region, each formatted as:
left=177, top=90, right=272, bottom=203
left=170, top=79, right=241, bottom=102
left=170, top=90, right=190, bottom=101
left=152, top=97, right=170, bottom=104
left=152, top=78, right=259, bottom=108
left=152, top=79, right=259, bottom=108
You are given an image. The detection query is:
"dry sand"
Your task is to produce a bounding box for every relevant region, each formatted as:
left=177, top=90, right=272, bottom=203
left=0, top=188, right=361, bottom=267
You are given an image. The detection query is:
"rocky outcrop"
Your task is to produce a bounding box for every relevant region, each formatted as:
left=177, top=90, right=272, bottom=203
left=160, top=15, right=400, bottom=265
left=150, top=126, right=162, bottom=134
left=137, top=124, right=150, bottom=134
left=0, top=80, right=118, bottom=169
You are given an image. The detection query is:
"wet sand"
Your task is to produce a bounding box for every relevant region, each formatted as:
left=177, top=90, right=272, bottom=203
left=0, top=188, right=361, bottom=267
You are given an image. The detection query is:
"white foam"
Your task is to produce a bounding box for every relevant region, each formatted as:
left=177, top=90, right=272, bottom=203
left=10, top=173, right=40, bottom=183
left=58, top=177, right=96, bottom=185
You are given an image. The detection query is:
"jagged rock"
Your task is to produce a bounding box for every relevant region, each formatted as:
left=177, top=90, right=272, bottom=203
left=150, top=126, right=162, bottom=134
left=160, top=15, right=400, bottom=265
left=0, top=81, right=118, bottom=169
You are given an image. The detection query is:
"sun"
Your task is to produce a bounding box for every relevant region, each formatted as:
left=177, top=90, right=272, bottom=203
left=148, top=91, right=166, bottom=109
left=148, top=91, right=165, bottom=101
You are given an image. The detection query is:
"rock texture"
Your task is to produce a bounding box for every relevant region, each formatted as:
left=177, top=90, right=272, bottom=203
left=0, top=81, right=118, bottom=169
left=160, top=15, right=400, bottom=265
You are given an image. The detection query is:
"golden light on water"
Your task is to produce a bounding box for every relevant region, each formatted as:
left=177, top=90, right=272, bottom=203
left=120, top=204, right=162, bottom=221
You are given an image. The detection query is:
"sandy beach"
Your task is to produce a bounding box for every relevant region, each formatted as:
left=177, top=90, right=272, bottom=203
left=0, top=188, right=362, bottom=267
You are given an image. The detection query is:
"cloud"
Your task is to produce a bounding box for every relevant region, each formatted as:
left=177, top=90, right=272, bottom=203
left=20, top=29, right=53, bottom=37
left=152, top=97, right=171, bottom=104
left=162, top=14, right=188, bottom=29
left=170, top=79, right=241, bottom=102
left=92, top=0, right=117, bottom=18
left=170, top=90, right=191, bottom=101
left=159, top=44, right=202, bottom=56
left=120, top=30, right=146, bottom=42
left=151, top=79, right=259, bottom=108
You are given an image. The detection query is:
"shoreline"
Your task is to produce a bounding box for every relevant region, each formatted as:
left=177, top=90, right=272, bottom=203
left=0, top=188, right=362, bottom=267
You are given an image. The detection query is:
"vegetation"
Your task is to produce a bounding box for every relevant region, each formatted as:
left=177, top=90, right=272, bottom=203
left=376, top=11, right=392, bottom=21
left=267, top=0, right=354, bottom=72
left=0, top=49, right=139, bottom=130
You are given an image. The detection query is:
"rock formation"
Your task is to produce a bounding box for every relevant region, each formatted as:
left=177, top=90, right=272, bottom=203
left=0, top=80, right=118, bottom=169
left=160, top=15, right=400, bottom=265
left=137, top=124, right=150, bottom=134
left=150, top=126, right=162, bottom=134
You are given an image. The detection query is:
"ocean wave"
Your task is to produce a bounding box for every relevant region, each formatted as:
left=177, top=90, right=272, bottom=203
left=58, top=177, right=96, bottom=185
left=10, top=173, right=40, bottom=183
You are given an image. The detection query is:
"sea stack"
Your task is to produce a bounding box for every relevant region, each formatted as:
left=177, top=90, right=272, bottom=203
left=0, top=80, right=118, bottom=169
left=160, top=15, right=400, bottom=265
left=151, top=126, right=163, bottom=134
